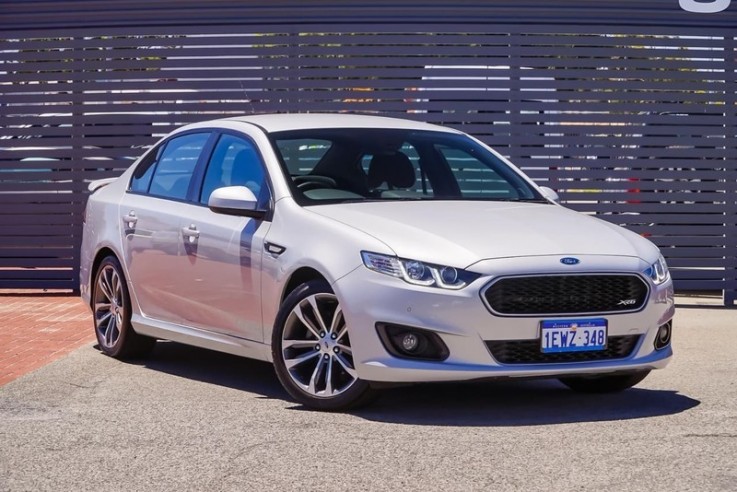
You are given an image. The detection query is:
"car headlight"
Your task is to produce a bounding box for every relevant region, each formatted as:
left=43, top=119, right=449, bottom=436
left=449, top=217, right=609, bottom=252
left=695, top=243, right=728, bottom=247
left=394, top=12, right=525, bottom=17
left=645, top=254, right=670, bottom=285
left=361, top=251, right=479, bottom=290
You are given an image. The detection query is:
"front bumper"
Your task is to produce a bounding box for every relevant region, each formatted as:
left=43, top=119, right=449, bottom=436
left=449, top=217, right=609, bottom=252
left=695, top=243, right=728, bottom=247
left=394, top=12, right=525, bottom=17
left=334, top=255, right=674, bottom=383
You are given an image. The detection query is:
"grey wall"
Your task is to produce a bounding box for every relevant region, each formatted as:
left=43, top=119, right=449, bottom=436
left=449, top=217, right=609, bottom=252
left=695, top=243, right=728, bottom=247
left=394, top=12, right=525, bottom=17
left=1, top=0, right=735, bottom=304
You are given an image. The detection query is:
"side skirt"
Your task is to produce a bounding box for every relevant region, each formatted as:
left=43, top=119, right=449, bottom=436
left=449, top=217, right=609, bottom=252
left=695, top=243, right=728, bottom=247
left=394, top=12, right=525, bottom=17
left=131, top=314, right=273, bottom=363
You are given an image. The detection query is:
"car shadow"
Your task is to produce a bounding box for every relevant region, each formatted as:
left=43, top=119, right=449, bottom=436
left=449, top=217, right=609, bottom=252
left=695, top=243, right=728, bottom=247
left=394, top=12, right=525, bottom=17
left=136, top=341, right=285, bottom=400
left=350, top=380, right=700, bottom=426
left=131, top=342, right=700, bottom=427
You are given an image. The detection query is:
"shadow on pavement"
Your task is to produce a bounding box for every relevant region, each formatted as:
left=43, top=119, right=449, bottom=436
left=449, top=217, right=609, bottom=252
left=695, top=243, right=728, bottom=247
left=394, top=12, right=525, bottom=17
left=139, top=341, right=285, bottom=400
left=352, top=380, right=700, bottom=426
left=135, top=342, right=700, bottom=427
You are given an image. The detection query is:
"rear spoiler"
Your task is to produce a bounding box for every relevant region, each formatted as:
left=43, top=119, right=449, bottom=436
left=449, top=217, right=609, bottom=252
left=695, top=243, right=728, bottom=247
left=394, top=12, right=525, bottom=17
left=88, top=177, right=117, bottom=193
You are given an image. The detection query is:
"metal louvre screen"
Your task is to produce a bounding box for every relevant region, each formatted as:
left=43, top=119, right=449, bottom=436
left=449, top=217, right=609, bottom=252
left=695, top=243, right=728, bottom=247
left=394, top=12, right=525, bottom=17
left=0, top=4, right=735, bottom=304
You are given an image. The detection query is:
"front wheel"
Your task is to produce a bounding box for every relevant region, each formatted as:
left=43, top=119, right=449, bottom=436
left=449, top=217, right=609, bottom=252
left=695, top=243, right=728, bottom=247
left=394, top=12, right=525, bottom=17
left=558, top=370, right=651, bottom=393
left=272, top=280, right=377, bottom=411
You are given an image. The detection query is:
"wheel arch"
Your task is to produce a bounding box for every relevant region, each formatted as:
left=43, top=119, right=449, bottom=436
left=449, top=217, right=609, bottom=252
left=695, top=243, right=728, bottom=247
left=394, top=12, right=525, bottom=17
left=89, top=247, right=120, bottom=308
left=280, top=266, right=329, bottom=304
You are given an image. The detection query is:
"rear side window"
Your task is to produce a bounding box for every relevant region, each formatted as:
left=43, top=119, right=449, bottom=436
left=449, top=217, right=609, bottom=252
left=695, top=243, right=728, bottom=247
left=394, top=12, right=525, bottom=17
left=130, top=132, right=209, bottom=200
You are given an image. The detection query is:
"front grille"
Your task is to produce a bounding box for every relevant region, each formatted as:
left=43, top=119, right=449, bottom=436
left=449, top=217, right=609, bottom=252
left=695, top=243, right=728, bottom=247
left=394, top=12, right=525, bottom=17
left=486, top=335, right=640, bottom=364
left=483, top=274, right=648, bottom=315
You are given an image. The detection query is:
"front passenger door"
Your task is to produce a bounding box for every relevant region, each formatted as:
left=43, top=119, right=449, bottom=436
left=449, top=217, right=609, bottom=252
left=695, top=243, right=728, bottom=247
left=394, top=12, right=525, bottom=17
left=174, top=132, right=272, bottom=341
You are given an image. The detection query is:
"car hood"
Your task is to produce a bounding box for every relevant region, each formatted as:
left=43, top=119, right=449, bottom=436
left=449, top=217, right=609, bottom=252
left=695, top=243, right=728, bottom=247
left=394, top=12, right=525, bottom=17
left=307, top=201, right=658, bottom=269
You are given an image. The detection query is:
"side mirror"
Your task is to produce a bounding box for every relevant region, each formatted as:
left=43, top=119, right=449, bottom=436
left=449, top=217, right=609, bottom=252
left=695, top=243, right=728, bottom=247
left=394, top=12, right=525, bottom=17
left=539, top=186, right=560, bottom=204
left=208, top=186, right=266, bottom=218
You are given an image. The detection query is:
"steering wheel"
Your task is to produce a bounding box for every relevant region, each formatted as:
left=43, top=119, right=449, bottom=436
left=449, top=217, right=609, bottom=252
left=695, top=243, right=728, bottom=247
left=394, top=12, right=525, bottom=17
left=294, top=175, right=338, bottom=191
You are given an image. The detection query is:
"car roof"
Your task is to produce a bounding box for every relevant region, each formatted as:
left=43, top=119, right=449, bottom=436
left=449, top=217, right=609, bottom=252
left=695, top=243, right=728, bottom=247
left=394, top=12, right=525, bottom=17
left=220, top=113, right=461, bottom=134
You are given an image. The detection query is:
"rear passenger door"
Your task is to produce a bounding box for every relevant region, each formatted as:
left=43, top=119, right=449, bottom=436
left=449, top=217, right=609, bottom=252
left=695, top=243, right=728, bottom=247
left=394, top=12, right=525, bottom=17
left=120, top=131, right=214, bottom=325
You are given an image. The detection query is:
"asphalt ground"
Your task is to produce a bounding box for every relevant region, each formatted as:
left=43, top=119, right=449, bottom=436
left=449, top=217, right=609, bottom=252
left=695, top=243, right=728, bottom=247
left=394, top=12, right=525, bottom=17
left=1, top=296, right=735, bottom=492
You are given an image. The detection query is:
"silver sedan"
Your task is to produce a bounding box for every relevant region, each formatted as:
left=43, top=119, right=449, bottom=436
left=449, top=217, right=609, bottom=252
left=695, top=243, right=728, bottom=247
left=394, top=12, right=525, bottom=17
left=80, top=113, right=674, bottom=410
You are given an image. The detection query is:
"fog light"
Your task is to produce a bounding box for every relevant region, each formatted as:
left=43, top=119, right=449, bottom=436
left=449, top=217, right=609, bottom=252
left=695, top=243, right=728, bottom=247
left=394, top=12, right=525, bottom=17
left=654, top=321, right=672, bottom=350
left=402, top=333, right=420, bottom=352
left=376, top=323, right=450, bottom=361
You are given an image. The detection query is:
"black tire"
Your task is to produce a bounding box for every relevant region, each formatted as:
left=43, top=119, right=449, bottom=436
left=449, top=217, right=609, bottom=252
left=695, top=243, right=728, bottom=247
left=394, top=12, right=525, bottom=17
left=92, top=256, right=156, bottom=359
left=558, top=370, right=651, bottom=393
left=272, top=280, right=378, bottom=411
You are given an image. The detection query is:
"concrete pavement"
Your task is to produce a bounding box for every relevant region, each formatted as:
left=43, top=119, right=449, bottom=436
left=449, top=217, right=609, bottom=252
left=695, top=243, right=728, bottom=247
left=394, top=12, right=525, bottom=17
left=0, top=296, right=735, bottom=491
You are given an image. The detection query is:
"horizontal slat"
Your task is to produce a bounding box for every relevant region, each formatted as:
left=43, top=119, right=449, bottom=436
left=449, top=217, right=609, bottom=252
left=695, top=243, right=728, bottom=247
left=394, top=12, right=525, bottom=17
left=0, top=224, right=83, bottom=235
left=0, top=214, right=83, bottom=226
left=4, top=88, right=734, bottom=108
left=1, top=54, right=729, bottom=75
left=672, top=279, right=731, bottom=290
left=671, top=269, right=733, bottom=280
left=3, top=38, right=733, bottom=64
left=667, top=258, right=737, bottom=268
left=0, top=269, right=75, bottom=280
left=0, top=278, right=78, bottom=289
left=0, top=258, right=76, bottom=268
left=0, top=203, right=84, bottom=214
left=2, top=6, right=736, bottom=31
left=5, top=64, right=732, bottom=85
left=575, top=204, right=733, bottom=214
left=626, top=225, right=729, bottom=235
left=0, top=236, right=82, bottom=247
left=651, top=237, right=731, bottom=247
left=0, top=247, right=77, bottom=257
left=2, top=29, right=731, bottom=52
left=4, top=102, right=731, bottom=121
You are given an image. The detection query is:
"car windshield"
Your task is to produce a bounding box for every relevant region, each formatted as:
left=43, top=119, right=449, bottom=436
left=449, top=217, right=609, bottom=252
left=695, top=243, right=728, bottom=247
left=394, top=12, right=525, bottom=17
left=270, top=128, right=544, bottom=205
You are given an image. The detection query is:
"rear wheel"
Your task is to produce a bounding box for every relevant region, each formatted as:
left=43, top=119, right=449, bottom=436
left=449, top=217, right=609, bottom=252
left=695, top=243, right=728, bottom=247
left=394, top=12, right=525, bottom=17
left=272, top=280, right=378, bottom=411
left=92, top=256, right=155, bottom=359
left=558, top=370, right=651, bottom=393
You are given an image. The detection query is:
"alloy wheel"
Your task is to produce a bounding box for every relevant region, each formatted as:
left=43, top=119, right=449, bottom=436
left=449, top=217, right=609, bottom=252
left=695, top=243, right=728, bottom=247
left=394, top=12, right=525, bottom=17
left=94, top=264, right=125, bottom=349
left=281, top=293, right=358, bottom=398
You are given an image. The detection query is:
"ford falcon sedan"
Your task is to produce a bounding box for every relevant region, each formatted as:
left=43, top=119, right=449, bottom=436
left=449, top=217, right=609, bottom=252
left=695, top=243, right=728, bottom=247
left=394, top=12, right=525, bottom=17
left=80, top=113, right=674, bottom=410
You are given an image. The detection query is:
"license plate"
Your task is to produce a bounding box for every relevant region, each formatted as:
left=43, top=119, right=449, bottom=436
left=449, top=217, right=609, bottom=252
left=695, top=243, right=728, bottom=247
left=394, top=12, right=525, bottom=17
left=540, top=318, right=607, bottom=353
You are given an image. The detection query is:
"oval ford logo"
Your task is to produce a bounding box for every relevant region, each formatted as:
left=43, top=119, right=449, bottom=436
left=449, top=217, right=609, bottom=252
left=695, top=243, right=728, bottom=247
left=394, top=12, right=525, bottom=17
left=560, top=257, right=580, bottom=265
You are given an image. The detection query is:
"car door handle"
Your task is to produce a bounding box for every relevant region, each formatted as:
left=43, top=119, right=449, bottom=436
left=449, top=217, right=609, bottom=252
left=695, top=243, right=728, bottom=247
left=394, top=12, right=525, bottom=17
left=123, top=211, right=137, bottom=229
left=181, top=224, right=200, bottom=243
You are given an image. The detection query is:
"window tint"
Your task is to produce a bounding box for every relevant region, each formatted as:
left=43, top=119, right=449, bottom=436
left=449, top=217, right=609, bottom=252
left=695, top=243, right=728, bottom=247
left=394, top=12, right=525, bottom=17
left=274, top=138, right=332, bottom=175
left=361, top=142, right=431, bottom=196
left=146, top=133, right=209, bottom=200
left=200, top=134, right=267, bottom=205
left=435, top=145, right=520, bottom=199
left=270, top=128, right=541, bottom=204
left=130, top=146, right=161, bottom=193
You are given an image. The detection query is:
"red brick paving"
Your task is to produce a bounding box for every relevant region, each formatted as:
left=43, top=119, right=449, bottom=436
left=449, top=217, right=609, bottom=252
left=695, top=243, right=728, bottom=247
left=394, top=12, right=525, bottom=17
left=0, top=291, right=93, bottom=386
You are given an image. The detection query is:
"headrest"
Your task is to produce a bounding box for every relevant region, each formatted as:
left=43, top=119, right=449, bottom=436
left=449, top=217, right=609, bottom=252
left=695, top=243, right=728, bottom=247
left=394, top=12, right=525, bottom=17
left=367, top=152, right=416, bottom=189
